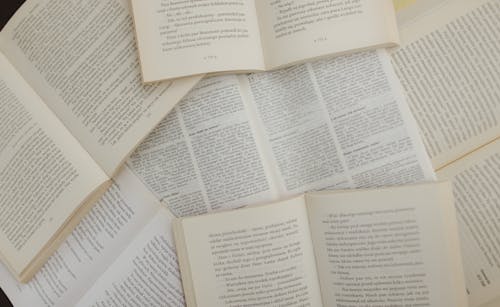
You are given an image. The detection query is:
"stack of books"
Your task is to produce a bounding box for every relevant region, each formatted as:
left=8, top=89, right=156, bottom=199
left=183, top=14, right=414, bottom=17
left=0, top=0, right=498, bottom=306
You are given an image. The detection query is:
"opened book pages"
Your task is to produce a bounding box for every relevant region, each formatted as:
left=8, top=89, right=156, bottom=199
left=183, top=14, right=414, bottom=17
left=0, top=167, right=186, bottom=306
left=127, top=49, right=436, bottom=216
left=390, top=0, right=500, bottom=306
left=0, top=49, right=440, bottom=307
left=173, top=182, right=467, bottom=307
left=0, top=0, right=199, bottom=283
left=130, top=0, right=400, bottom=82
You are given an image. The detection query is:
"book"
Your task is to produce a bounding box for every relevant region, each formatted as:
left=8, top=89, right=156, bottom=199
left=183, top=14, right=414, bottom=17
left=127, top=49, right=436, bottom=217
left=437, top=139, right=500, bottom=307
left=173, top=182, right=467, bottom=307
left=130, top=0, right=400, bottom=82
left=390, top=0, right=500, bottom=306
left=0, top=167, right=186, bottom=306
left=0, top=0, right=199, bottom=283
left=0, top=50, right=440, bottom=307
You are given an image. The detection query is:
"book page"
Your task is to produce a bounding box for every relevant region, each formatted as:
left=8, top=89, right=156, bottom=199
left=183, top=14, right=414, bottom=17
left=75, top=208, right=183, bottom=306
left=0, top=0, right=200, bottom=176
left=127, top=76, right=277, bottom=216
left=0, top=167, right=160, bottom=307
left=128, top=50, right=436, bottom=217
left=437, top=139, right=500, bottom=307
left=130, top=0, right=265, bottom=82
left=255, top=0, right=399, bottom=69
left=393, top=0, right=417, bottom=11
left=306, top=182, right=467, bottom=307
left=390, top=0, right=500, bottom=169
left=242, top=50, right=435, bottom=195
left=481, top=297, right=500, bottom=307
left=175, top=196, right=323, bottom=307
left=394, top=0, right=443, bottom=25
left=0, top=52, right=108, bottom=278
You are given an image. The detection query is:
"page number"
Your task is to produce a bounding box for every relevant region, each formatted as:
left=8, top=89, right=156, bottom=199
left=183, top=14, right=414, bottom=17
left=203, top=55, right=218, bottom=61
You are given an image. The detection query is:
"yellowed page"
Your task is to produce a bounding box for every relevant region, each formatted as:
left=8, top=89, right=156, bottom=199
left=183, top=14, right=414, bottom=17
left=255, top=0, right=399, bottom=69
left=437, top=139, right=500, bottom=307
left=393, top=0, right=417, bottom=11
left=0, top=52, right=108, bottom=280
left=0, top=0, right=200, bottom=176
left=394, top=0, right=443, bottom=25
left=306, top=182, right=467, bottom=307
left=390, top=0, right=500, bottom=169
left=130, top=0, right=265, bottom=82
left=175, top=196, right=323, bottom=307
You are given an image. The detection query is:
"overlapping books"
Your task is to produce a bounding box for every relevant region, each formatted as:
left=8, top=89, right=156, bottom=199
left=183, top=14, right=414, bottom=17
left=0, top=0, right=499, bottom=306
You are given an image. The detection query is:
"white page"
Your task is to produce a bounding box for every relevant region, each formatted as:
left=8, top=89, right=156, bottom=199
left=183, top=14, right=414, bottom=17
left=242, top=50, right=436, bottom=195
left=0, top=167, right=160, bottom=307
left=0, top=52, right=108, bottom=277
left=390, top=0, right=500, bottom=169
left=75, top=208, right=183, bottom=306
left=0, top=0, right=200, bottom=176
left=306, top=183, right=467, bottom=307
left=437, top=139, right=500, bottom=307
left=127, top=76, right=277, bottom=216
left=129, top=50, right=436, bottom=217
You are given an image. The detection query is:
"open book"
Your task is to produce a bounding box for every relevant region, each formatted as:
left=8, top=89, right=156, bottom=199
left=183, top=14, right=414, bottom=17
left=0, top=154, right=435, bottom=307
left=130, top=0, right=400, bottom=82
left=127, top=49, right=436, bottom=216
left=390, top=0, right=500, bottom=306
left=0, top=49, right=440, bottom=307
left=0, top=167, right=186, bottom=306
left=0, top=0, right=199, bottom=282
left=173, top=182, right=467, bottom=307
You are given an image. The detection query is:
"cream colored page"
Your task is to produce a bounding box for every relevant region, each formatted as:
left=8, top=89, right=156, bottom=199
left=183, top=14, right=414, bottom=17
left=390, top=0, right=500, bottom=169
left=0, top=53, right=108, bottom=277
left=75, top=208, right=183, bottom=306
left=0, top=0, right=200, bottom=176
left=255, top=0, right=399, bottom=69
left=437, top=139, right=500, bottom=307
left=131, top=0, right=265, bottom=82
left=394, top=0, right=443, bottom=25
left=179, top=196, right=323, bottom=306
left=393, top=0, right=417, bottom=11
left=481, top=297, right=500, bottom=307
left=0, top=167, right=161, bottom=307
left=306, top=183, right=467, bottom=307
